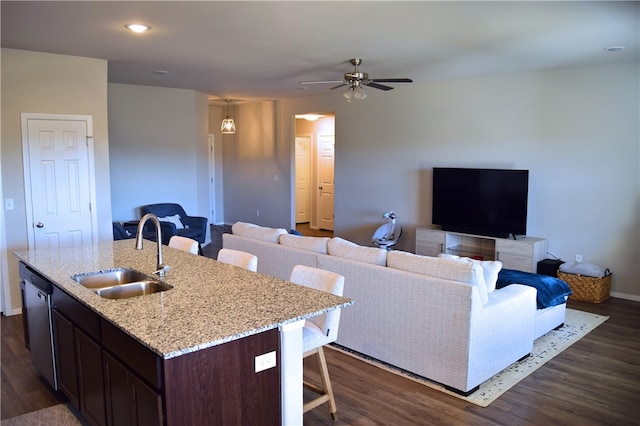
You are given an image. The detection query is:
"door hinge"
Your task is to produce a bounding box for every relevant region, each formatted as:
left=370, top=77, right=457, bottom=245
left=86, top=135, right=93, bottom=146
left=89, top=202, right=92, bottom=212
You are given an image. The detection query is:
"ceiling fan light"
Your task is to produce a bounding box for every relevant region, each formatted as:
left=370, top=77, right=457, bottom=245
left=354, top=86, right=367, bottom=100
left=343, top=87, right=354, bottom=101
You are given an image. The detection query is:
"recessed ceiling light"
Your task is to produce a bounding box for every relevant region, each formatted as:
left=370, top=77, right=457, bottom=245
left=125, top=23, right=151, bottom=33
left=605, top=45, right=626, bottom=52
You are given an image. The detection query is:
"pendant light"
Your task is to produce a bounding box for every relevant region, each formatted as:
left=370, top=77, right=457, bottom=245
left=221, top=100, right=236, bottom=134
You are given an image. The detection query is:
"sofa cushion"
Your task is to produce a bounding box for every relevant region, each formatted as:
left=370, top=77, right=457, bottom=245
left=231, top=222, right=287, bottom=244
left=159, top=214, right=184, bottom=230
left=327, top=237, right=387, bottom=266
left=279, top=234, right=329, bottom=254
left=438, top=254, right=503, bottom=293
left=387, top=251, right=489, bottom=304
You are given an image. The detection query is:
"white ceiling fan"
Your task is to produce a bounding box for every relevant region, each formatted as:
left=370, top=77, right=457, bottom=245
left=299, top=58, right=413, bottom=100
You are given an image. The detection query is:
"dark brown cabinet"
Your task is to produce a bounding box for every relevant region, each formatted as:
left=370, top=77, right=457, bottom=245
left=52, top=289, right=106, bottom=426
left=44, top=278, right=281, bottom=426
left=52, top=309, right=80, bottom=407
left=103, top=352, right=162, bottom=426
left=76, top=328, right=106, bottom=426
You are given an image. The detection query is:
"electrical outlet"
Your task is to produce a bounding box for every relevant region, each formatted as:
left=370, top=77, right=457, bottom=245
left=255, top=351, right=276, bottom=373
left=575, top=254, right=583, bottom=263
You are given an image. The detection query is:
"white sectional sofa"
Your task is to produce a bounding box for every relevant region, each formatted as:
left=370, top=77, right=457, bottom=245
left=222, top=222, right=566, bottom=395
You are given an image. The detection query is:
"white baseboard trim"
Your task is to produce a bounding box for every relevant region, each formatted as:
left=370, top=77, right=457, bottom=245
left=611, top=292, right=640, bottom=302
left=2, top=307, right=23, bottom=316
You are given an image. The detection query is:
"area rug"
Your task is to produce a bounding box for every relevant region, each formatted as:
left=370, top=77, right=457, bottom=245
left=1, top=403, right=85, bottom=426
left=330, top=308, right=608, bottom=407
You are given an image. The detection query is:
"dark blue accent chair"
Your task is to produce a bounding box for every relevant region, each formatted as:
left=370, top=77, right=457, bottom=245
left=140, top=203, right=208, bottom=245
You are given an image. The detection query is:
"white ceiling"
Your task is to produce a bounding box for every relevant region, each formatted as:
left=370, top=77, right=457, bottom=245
left=2, top=1, right=637, bottom=103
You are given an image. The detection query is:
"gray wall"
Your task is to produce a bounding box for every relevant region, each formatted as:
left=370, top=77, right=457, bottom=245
left=1, top=48, right=637, bottom=308
left=228, top=61, right=639, bottom=299
left=208, top=105, right=225, bottom=225
left=221, top=101, right=292, bottom=228
left=0, top=49, right=112, bottom=312
left=108, top=83, right=211, bottom=244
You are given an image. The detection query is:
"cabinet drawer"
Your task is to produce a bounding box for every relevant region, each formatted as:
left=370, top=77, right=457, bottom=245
left=496, top=240, right=533, bottom=257
left=416, top=228, right=445, bottom=256
left=101, top=320, right=163, bottom=390
left=53, top=288, right=101, bottom=341
left=416, top=228, right=445, bottom=243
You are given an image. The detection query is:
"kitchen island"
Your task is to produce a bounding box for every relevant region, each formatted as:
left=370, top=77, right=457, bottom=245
left=15, top=240, right=352, bottom=425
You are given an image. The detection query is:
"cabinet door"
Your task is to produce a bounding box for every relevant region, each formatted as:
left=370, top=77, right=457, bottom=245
left=130, top=372, right=163, bottom=426
left=416, top=229, right=445, bottom=257
left=104, top=352, right=131, bottom=426
left=104, top=351, right=163, bottom=426
left=53, top=309, right=79, bottom=407
left=76, top=328, right=106, bottom=426
left=496, top=240, right=534, bottom=272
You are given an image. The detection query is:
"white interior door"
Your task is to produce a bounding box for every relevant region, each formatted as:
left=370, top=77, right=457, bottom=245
left=295, top=136, right=312, bottom=223
left=22, top=114, right=96, bottom=249
left=317, top=134, right=335, bottom=231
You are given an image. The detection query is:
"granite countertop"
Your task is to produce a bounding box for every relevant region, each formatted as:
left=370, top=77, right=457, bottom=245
left=15, top=240, right=352, bottom=359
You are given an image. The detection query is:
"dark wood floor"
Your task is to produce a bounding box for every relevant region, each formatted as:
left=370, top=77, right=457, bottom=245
left=3, top=226, right=638, bottom=424
left=3, top=299, right=638, bottom=425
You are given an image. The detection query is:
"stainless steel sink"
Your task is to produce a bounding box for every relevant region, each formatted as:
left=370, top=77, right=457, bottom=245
left=95, top=281, right=172, bottom=299
left=73, top=268, right=152, bottom=289
left=72, top=268, right=172, bottom=299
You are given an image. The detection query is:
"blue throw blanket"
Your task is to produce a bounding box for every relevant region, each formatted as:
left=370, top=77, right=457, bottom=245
left=496, top=269, right=572, bottom=309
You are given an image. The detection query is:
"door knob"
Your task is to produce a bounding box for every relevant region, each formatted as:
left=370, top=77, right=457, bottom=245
left=35, top=221, right=44, bottom=228
left=318, top=186, right=323, bottom=190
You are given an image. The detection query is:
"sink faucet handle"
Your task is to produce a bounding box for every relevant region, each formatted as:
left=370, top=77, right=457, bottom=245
left=154, top=265, right=170, bottom=278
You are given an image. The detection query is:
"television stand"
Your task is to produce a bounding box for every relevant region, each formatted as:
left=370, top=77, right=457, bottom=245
left=416, top=227, right=547, bottom=273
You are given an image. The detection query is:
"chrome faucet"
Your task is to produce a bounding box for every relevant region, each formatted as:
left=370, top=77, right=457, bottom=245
left=135, top=213, right=167, bottom=277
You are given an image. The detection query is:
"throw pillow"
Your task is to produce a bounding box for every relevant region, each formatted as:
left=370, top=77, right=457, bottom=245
left=388, top=251, right=489, bottom=305
left=158, top=214, right=184, bottom=230
left=438, top=254, right=503, bottom=293
left=279, top=234, right=329, bottom=254
left=231, top=221, right=287, bottom=244
left=327, top=237, right=387, bottom=266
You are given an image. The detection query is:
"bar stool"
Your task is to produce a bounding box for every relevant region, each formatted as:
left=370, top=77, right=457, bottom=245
left=168, top=235, right=200, bottom=254
left=289, top=265, right=345, bottom=421
left=217, top=248, right=258, bottom=272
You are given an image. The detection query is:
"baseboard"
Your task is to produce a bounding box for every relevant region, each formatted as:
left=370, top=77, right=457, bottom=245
left=610, top=292, right=640, bottom=302
left=2, top=307, right=23, bottom=316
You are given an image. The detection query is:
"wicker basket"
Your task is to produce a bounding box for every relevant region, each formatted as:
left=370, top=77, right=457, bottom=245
left=558, top=270, right=612, bottom=303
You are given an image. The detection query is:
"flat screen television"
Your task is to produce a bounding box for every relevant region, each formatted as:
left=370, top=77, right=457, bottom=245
left=432, top=167, right=529, bottom=239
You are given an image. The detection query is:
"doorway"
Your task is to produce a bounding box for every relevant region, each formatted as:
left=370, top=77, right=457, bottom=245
left=21, top=113, right=98, bottom=250
left=294, top=114, right=335, bottom=232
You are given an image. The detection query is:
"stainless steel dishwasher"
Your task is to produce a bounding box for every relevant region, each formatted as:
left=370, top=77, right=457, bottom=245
left=20, top=262, right=58, bottom=390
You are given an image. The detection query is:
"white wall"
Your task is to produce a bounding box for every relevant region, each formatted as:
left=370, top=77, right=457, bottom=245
left=227, top=61, right=639, bottom=299
left=108, top=83, right=211, bottom=244
left=0, top=48, right=111, bottom=312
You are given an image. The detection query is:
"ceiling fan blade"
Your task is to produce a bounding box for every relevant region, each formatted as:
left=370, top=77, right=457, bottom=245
left=299, top=80, right=345, bottom=85
left=327, top=83, right=348, bottom=91
left=365, top=82, right=394, bottom=91
left=371, top=78, right=413, bottom=83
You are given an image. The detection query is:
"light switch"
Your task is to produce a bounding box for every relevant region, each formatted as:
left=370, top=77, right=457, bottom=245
left=5, top=199, right=14, bottom=211
left=255, top=351, right=277, bottom=373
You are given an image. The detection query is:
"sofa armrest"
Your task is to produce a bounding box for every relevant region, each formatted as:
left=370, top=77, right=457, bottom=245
left=181, top=215, right=207, bottom=231
left=466, top=284, right=537, bottom=388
